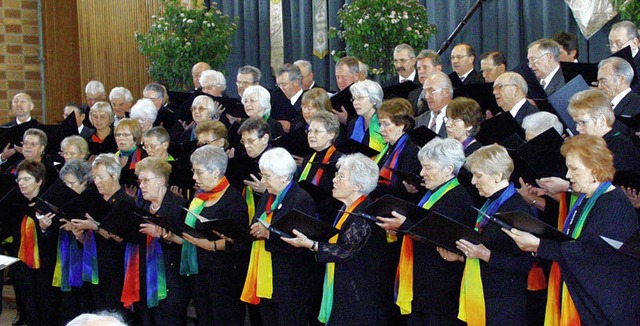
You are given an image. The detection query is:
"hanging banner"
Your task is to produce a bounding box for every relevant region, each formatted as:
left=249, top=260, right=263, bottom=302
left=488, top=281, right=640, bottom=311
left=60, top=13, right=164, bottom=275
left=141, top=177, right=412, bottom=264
left=313, top=0, right=328, bottom=59
left=565, top=0, right=617, bottom=39
left=270, top=0, right=284, bottom=74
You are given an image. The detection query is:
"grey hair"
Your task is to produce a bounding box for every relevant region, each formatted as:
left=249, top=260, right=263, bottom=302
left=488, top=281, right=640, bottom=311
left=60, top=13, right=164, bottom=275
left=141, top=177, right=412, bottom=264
left=465, top=144, right=514, bottom=181
left=277, top=63, right=302, bottom=83
left=428, top=71, right=454, bottom=94
left=66, top=311, right=128, bottom=326
left=130, top=99, right=158, bottom=124
left=109, top=87, right=134, bottom=103
left=144, top=126, right=170, bottom=144
left=309, top=111, right=340, bottom=142
left=522, top=111, right=563, bottom=138
left=143, top=83, right=165, bottom=100
left=528, top=38, right=561, bottom=62
left=92, top=153, right=122, bottom=179
left=85, top=80, right=105, bottom=96
left=496, top=72, right=528, bottom=95
left=259, top=147, right=297, bottom=180
left=416, top=49, right=442, bottom=66
left=59, top=159, right=93, bottom=185
left=190, top=145, right=228, bottom=176
left=599, top=57, right=635, bottom=85
left=611, top=20, right=639, bottom=39
left=237, top=65, right=261, bottom=84
left=417, top=138, right=466, bottom=175
left=89, top=101, right=115, bottom=124
left=350, top=80, right=384, bottom=109
left=61, top=135, right=89, bottom=159
left=336, top=153, right=379, bottom=195
left=293, top=60, right=312, bottom=75
left=394, top=43, right=416, bottom=58
left=242, top=85, right=272, bottom=117
left=192, top=95, right=223, bottom=120
left=200, top=70, right=227, bottom=92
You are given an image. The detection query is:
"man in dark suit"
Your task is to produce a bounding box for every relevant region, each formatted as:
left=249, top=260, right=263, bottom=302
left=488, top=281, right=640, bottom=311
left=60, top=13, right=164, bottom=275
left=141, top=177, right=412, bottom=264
left=275, top=63, right=304, bottom=133
left=553, top=31, right=579, bottom=63
left=294, top=60, right=322, bottom=90
left=608, top=21, right=640, bottom=94
left=479, top=51, right=507, bottom=83
left=493, top=72, right=539, bottom=125
left=63, top=104, right=94, bottom=140
left=408, top=49, right=443, bottom=115
left=2, top=93, right=36, bottom=127
left=598, top=57, right=640, bottom=117
left=415, top=71, right=452, bottom=137
left=108, top=87, right=133, bottom=127
left=191, top=62, right=210, bottom=92
left=448, top=43, right=485, bottom=86
left=381, top=44, right=419, bottom=88
left=527, top=38, right=565, bottom=96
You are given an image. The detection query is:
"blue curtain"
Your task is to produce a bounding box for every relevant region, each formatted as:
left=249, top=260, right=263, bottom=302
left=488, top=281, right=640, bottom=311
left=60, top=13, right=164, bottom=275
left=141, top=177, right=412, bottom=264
left=217, top=0, right=620, bottom=95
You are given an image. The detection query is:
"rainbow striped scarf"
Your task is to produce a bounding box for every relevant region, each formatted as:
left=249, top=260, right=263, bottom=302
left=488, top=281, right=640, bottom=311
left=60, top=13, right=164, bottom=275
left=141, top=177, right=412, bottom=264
left=299, top=145, right=337, bottom=185
left=82, top=230, right=99, bottom=284
left=350, top=114, right=385, bottom=152
left=459, top=183, right=517, bottom=326
left=116, top=146, right=143, bottom=169
left=318, top=195, right=367, bottom=323
left=395, top=178, right=460, bottom=314
left=544, top=182, right=611, bottom=326
left=243, top=186, right=256, bottom=225
left=241, top=182, right=294, bottom=304
left=53, top=230, right=83, bottom=291
left=18, top=215, right=39, bottom=269
left=377, top=133, right=409, bottom=185
left=180, top=177, right=230, bottom=275
left=121, top=235, right=168, bottom=309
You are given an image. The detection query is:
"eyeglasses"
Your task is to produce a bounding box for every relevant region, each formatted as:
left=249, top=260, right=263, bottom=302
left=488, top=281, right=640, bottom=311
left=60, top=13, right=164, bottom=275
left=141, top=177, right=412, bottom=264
left=379, top=121, right=394, bottom=128
left=191, top=106, right=208, bottom=112
left=137, top=176, right=162, bottom=185
left=236, top=80, right=253, bottom=86
left=334, top=172, right=347, bottom=181
left=61, top=151, right=79, bottom=158
left=527, top=53, right=549, bottom=64
left=443, top=116, right=463, bottom=124
left=22, top=141, right=40, bottom=147
left=93, top=174, right=112, bottom=182
left=142, top=142, right=164, bottom=151
left=240, top=137, right=261, bottom=145
left=306, top=129, right=327, bottom=135
left=191, top=168, right=212, bottom=176
left=114, top=132, right=132, bottom=138
left=243, top=98, right=259, bottom=104
left=492, top=83, right=518, bottom=91
left=574, top=118, right=592, bottom=127
left=302, top=105, right=317, bottom=112
left=16, top=176, right=35, bottom=183
left=393, top=58, right=412, bottom=64
left=63, top=179, right=80, bottom=188
left=608, top=37, right=634, bottom=51
left=276, top=81, right=292, bottom=89
left=197, top=138, right=221, bottom=146
left=424, top=87, right=445, bottom=97
left=351, top=95, right=369, bottom=103
left=450, top=55, right=470, bottom=61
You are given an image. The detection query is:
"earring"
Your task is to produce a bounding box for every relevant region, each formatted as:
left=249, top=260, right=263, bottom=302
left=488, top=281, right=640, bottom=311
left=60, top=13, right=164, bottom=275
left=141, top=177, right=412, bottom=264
left=593, top=177, right=597, bottom=183
left=495, top=178, right=500, bottom=183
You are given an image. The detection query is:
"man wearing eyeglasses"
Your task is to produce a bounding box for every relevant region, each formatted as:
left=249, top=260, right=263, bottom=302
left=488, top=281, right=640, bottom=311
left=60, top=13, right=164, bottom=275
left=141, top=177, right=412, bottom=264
left=414, top=71, right=452, bottom=137
left=527, top=38, right=565, bottom=96
left=273, top=63, right=303, bottom=133
left=493, top=72, right=539, bottom=125
left=609, top=21, right=640, bottom=94
left=597, top=57, right=640, bottom=118
left=382, top=43, right=419, bottom=88
left=448, top=43, right=485, bottom=87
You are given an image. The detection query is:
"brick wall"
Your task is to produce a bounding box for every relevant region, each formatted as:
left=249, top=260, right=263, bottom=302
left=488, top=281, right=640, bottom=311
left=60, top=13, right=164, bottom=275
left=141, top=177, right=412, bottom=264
left=0, top=0, right=44, bottom=124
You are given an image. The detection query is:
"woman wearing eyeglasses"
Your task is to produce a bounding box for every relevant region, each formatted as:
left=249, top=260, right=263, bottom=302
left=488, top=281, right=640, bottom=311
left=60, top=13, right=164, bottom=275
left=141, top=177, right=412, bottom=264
left=177, top=146, right=250, bottom=326
left=241, top=147, right=319, bottom=326
left=142, top=127, right=173, bottom=161
left=347, top=80, right=386, bottom=152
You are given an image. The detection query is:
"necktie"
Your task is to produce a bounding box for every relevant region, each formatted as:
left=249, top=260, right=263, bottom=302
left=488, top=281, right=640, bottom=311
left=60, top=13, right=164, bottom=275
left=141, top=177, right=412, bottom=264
left=429, top=111, right=440, bottom=131
left=460, top=75, right=466, bottom=83
left=400, top=78, right=408, bottom=83
left=540, top=79, right=546, bottom=89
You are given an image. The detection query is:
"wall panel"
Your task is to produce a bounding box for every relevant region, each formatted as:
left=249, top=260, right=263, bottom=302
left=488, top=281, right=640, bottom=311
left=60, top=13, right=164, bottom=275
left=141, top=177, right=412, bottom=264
left=77, top=0, right=162, bottom=100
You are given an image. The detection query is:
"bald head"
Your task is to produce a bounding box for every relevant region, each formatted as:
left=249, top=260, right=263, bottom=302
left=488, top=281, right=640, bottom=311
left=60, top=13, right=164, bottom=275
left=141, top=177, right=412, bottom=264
left=192, top=62, right=211, bottom=89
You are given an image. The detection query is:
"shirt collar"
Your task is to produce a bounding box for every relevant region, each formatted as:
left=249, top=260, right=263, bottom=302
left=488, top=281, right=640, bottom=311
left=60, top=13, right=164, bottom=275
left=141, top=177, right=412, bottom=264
left=612, top=88, right=632, bottom=109
left=400, top=70, right=417, bottom=83
left=508, top=98, right=527, bottom=118
left=542, top=64, right=560, bottom=87
left=290, top=89, right=303, bottom=106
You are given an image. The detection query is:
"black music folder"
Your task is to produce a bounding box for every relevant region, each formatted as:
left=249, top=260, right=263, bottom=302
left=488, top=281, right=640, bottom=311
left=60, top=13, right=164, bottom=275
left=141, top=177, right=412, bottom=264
left=0, top=120, right=38, bottom=149
left=335, top=139, right=381, bottom=157
left=560, top=62, right=598, bottom=86
left=600, top=232, right=640, bottom=260
left=34, top=179, right=84, bottom=218
left=516, top=128, right=567, bottom=183
left=493, top=211, right=573, bottom=242
left=475, top=112, right=524, bottom=145
left=198, top=218, right=254, bottom=243
left=266, top=209, right=339, bottom=242
left=408, top=125, right=439, bottom=148
left=453, top=82, right=502, bottom=116
left=330, top=85, right=357, bottom=118
left=387, top=168, right=423, bottom=188
left=100, top=200, right=152, bottom=243
left=548, top=75, right=590, bottom=136
left=383, top=81, right=422, bottom=100
left=79, top=187, right=113, bottom=222
left=37, top=113, right=78, bottom=155
left=406, top=210, right=486, bottom=255
left=361, top=195, right=427, bottom=224
left=151, top=211, right=212, bottom=241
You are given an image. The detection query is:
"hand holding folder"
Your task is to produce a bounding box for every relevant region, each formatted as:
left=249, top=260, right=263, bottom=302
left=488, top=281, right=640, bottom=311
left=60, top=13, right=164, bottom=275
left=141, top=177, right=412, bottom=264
left=257, top=209, right=339, bottom=242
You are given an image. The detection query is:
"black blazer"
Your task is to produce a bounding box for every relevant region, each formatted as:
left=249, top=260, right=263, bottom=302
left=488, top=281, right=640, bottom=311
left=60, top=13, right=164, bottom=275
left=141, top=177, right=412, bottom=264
left=544, top=67, right=566, bottom=96
left=513, top=100, right=540, bottom=125
left=381, top=72, right=420, bottom=88
left=449, top=70, right=485, bottom=87
left=614, top=90, right=640, bottom=117
left=252, top=182, right=319, bottom=303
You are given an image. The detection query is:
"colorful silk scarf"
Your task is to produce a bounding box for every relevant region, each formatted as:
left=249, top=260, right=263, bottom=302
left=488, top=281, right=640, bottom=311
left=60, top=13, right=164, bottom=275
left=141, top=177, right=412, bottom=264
left=544, top=181, right=611, bottom=326
left=299, top=145, right=337, bottom=185
left=458, top=183, right=517, bottom=326
left=180, top=177, right=230, bottom=275
left=241, top=182, right=293, bottom=304
left=395, top=178, right=460, bottom=314
left=377, top=133, right=409, bottom=185
left=82, top=230, right=99, bottom=284
left=121, top=235, right=168, bottom=309
left=116, top=146, right=143, bottom=169
left=318, top=195, right=367, bottom=323
left=350, top=114, right=385, bottom=152
left=53, top=230, right=83, bottom=291
left=91, top=133, right=104, bottom=144
left=18, top=215, right=39, bottom=269
left=121, top=242, right=140, bottom=309
left=243, top=186, right=256, bottom=225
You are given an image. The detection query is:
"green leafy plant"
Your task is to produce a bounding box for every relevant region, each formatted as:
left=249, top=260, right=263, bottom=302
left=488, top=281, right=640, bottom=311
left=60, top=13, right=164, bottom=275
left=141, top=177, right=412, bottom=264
left=329, top=0, right=437, bottom=80
left=612, top=0, right=640, bottom=26
left=136, top=0, right=238, bottom=91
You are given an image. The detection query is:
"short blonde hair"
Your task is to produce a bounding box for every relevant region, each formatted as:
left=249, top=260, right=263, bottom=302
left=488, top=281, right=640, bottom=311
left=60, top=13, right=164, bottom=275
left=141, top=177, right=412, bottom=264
left=135, top=157, right=172, bottom=184
left=465, top=144, right=514, bottom=181
left=115, top=118, right=142, bottom=144
left=567, top=89, right=614, bottom=127
left=61, top=135, right=89, bottom=159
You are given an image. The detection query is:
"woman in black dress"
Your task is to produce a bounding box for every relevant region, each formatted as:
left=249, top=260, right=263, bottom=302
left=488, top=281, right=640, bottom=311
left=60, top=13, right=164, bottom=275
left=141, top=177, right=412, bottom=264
left=241, top=147, right=318, bottom=326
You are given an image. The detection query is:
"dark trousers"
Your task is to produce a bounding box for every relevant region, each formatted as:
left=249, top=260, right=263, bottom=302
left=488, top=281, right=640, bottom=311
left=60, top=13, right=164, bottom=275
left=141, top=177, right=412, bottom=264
left=259, top=301, right=311, bottom=326
left=190, top=266, right=246, bottom=326
left=11, top=261, right=60, bottom=326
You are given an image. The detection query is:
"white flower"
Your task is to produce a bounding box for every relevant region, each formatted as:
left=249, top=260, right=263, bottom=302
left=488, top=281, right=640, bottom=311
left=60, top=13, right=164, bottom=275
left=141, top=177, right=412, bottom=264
left=216, top=10, right=221, bottom=14
left=364, top=43, right=369, bottom=48
left=403, top=12, right=408, bottom=19
left=152, top=15, right=156, bottom=19
left=364, top=14, right=369, bottom=19
left=180, top=13, right=185, bottom=18
left=406, top=26, right=412, bottom=31
left=358, top=19, right=363, bottom=24
left=206, top=23, right=212, bottom=27
left=187, top=19, right=193, bottom=24
left=331, top=50, right=336, bottom=56
left=391, top=19, right=398, bottom=24
left=186, top=42, right=191, bottom=46
left=158, top=17, right=164, bottom=21
left=183, top=18, right=187, bottom=22
left=391, top=10, right=396, bottom=17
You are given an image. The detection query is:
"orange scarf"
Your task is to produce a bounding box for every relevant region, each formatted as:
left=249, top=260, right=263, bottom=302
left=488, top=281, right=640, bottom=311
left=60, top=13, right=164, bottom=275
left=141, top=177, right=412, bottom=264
left=18, top=215, right=40, bottom=269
